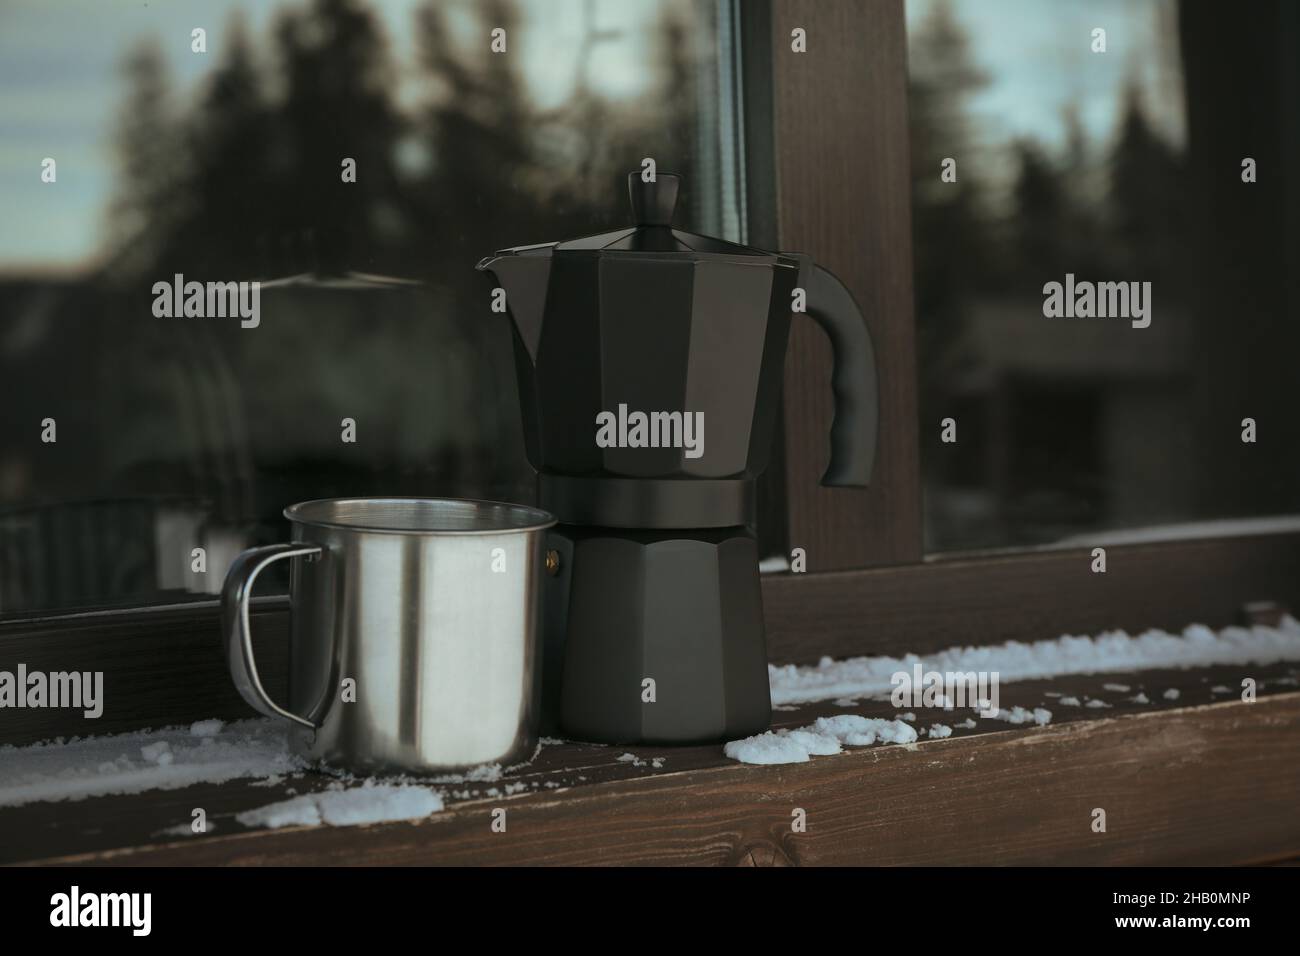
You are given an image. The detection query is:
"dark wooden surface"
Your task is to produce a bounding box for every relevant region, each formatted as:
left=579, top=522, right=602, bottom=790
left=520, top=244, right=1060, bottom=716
left=4, top=661, right=1298, bottom=866
left=771, top=0, right=923, bottom=570
left=3, top=533, right=1298, bottom=745
left=0, top=601, right=290, bottom=747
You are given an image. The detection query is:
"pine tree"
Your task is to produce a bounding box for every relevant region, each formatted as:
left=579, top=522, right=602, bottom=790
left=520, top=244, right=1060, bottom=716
left=273, top=0, right=408, bottom=273
left=181, top=13, right=276, bottom=277
left=106, top=40, right=185, bottom=280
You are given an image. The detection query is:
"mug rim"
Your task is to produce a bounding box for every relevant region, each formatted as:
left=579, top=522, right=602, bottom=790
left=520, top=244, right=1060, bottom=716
left=284, top=496, right=556, bottom=536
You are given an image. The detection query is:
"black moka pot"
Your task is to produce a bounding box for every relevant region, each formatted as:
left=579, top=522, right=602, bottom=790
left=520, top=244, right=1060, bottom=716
left=478, top=171, right=878, bottom=745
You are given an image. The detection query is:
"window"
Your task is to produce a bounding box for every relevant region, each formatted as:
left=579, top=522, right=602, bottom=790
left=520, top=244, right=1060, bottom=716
left=0, top=0, right=758, bottom=615
left=908, top=0, right=1300, bottom=553
left=2, top=0, right=1297, bottom=719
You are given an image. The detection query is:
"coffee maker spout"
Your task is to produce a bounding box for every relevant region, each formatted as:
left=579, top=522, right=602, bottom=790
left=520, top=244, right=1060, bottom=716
left=476, top=252, right=552, bottom=364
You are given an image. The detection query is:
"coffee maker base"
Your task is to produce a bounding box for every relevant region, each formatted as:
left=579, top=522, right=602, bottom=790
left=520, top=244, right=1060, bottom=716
left=544, top=525, right=773, bottom=746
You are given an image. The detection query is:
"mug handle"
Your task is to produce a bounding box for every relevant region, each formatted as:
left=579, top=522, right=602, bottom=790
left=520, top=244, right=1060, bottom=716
left=221, top=543, right=323, bottom=730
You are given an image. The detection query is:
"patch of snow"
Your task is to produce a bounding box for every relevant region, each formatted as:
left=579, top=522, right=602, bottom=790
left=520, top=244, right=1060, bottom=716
left=1163, top=688, right=1181, bottom=700
left=1102, top=683, right=1131, bottom=692
left=768, top=618, right=1300, bottom=706
left=140, top=741, right=173, bottom=765
left=1085, top=699, right=1112, bottom=709
left=1210, top=685, right=1231, bottom=694
left=0, top=718, right=304, bottom=809
left=984, top=706, right=1052, bottom=726
left=811, top=714, right=918, bottom=746
left=782, top=729, right=843, bottom=756
left=236, top=782, right=443, bottom=830
left=928, top=724, right=952, bottom=739
left=426, top=763, right=503, bottom=785
left=724, top=734, right=818, bottom=765
left=189, top=719, right=224, bottom=738
left=957, top=718, right=977, bottom=729
left=1130, top=692, right=1150, bottom=704
left=724, top=715, right=917, bottom=766
left=722, top=738, right=821, bottom=764
left=0, top=718, right=506, bottom=825
left=156, top=821, right=210, bottom=838
left=898, top=712, right=916, bottom=722
left=1059, top=696, right=1082, bottom=707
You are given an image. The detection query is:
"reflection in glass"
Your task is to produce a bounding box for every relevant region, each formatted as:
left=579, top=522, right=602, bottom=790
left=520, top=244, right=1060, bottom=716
left=0, top=0, right=749, bottom=614
left=908, top=0, right=1300, bottom=552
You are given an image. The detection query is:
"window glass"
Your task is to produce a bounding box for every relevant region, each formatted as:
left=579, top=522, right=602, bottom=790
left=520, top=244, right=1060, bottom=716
left=908, top=0, right=1300, bottom=552
left=0, top=0, right=753, bottom=614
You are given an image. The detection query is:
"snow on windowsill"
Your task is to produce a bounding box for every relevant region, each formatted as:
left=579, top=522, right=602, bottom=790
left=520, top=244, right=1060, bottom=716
left=722, top=617, right=1300, bottom=765
left=4, top=618, right=1299, bottom=819
left=767, top=617, right=1300, bottom=707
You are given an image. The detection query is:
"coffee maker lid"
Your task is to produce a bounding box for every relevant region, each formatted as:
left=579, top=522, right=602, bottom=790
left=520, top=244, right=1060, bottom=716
left=494, top=171, right=790, bottom=261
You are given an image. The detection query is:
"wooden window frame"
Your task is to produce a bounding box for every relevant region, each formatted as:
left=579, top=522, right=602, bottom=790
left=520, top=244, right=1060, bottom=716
left=758, top=0, right=1300, bottom=651
left=766, top=0, right=921, bottom=570
left=1, top=0, right=1298, bottom=746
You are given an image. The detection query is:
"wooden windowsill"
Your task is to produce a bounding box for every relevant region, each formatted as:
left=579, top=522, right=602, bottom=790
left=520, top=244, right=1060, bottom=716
left=5, top=660, right=1299, bottom=866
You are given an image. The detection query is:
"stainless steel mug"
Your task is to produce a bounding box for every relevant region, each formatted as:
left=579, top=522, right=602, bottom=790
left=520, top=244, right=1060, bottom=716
left=222, top=497, right=556, bottom=773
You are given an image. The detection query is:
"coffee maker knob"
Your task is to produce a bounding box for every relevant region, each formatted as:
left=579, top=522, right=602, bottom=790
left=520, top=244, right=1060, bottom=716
left=628, top=171, right=680, bottom=227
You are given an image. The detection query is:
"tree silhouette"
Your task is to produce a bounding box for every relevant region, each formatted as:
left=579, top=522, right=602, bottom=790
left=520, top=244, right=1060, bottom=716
left=907, top=0, right=992, bottom=418
left=1009, top=137, right=1070, bottom=279
left=106, top=41, right=186, bottom=281
left=174, top=14, right=278, bottom=277
left=1107, top=82, right=1186, bottom=288
left=271, top=0, right=409, bottom=274
left=413, top=0, right=544, bottom=272
left=106, top=0, right=413, bottom=281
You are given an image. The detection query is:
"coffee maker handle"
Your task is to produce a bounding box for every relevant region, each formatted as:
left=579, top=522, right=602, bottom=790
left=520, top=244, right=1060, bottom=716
left=790, top=255, right=879, bottom=487
left=222, top=543, right=324, bottom=730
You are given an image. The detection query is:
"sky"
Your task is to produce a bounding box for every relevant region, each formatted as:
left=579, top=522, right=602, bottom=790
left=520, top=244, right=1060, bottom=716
left=907, top=0, right=1186, bottom=161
